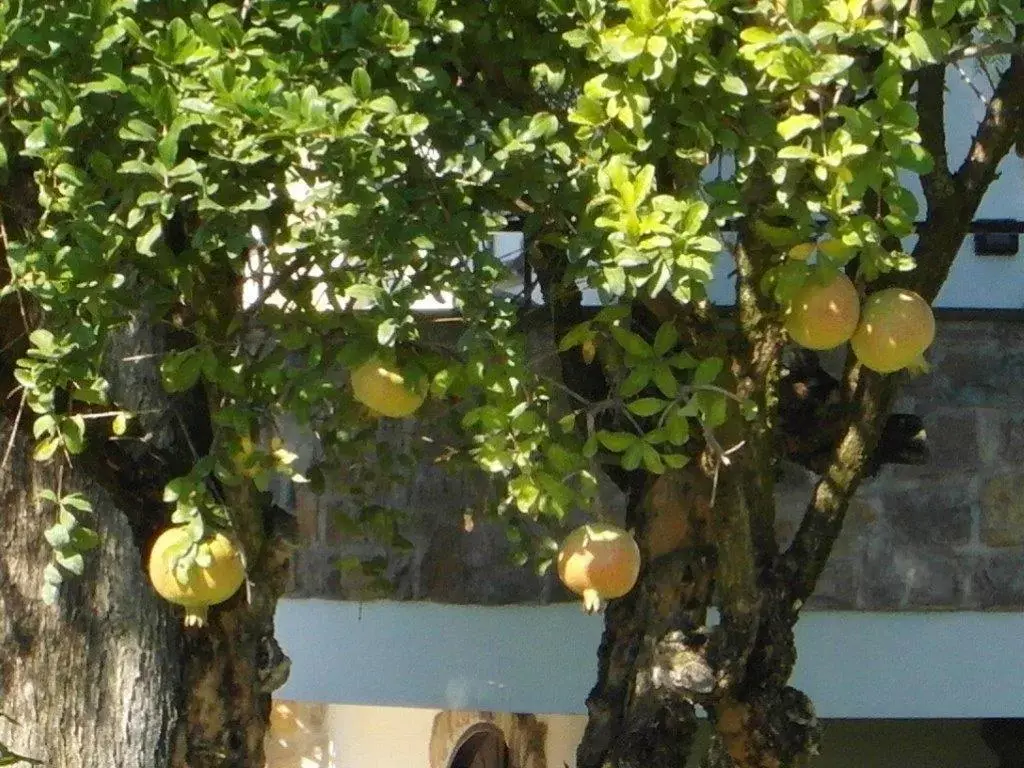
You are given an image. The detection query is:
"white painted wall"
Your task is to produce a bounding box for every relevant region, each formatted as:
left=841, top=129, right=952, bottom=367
left=268, top=703, right=999, bottom=768
left=329, top=706, right=436, bottom=768
left=541, top=715, right=587, bottom=768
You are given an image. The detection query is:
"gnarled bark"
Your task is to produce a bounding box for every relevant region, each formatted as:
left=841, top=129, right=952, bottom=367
left=577, top=469, right=714, bottom=768
left=0, top=290, right=296, bottom=768
left=0, top=421, right=182, bottom=768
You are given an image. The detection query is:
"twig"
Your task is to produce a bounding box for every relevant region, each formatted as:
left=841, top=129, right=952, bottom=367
left=702, top=423, right=746, bottom=508
left=656, top=383, right=749, bottom=429
left=949, top=41, right=1024, bottom=62
left=953, top=60, right=989, bottom=106
left=543, top=376, right=644, bottom=433
left=0, top=389, right=26, bottom=472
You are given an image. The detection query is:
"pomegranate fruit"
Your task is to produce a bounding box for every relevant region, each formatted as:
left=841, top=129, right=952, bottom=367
left=350, top=357, right=426, bottom=418
left=148, top=527, right=245, bottom=627
left=784, top=272, right=860, bottom=351
left=850, top=288, right=935, bottom=373
left=557, top=522, right=641, bottom=613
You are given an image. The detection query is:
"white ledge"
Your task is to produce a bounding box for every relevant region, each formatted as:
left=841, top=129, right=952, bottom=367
left=275, top=599, right=1024, bottom=718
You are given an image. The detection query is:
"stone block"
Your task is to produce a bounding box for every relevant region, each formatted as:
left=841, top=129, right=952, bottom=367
left=860, top=539, right=963, bottom=609
left=981, top=472, right=1024, bottom=547
left=937, top=350, right=1024, bottom=408
left=885, top=482, right=972, bottom=546
left=988, top=411, right=1024, bottom=466
left=290, top=545, right=344, bottom=598
left=805, top=557, right=857, bottom=610
left=418, top=517, right=551, bottom=604
left=896, top=408, right=979, bottom=476
left=293, top=487, right=322, bottom=545
left=971, top=551, right=1024, bottom=609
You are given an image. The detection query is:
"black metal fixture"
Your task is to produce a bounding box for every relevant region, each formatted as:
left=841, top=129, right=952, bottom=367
left=972, top=219, right=1022, bottom=257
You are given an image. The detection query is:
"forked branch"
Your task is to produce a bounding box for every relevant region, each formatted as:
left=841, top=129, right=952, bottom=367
left=781, top=53, right=1024, bottom=601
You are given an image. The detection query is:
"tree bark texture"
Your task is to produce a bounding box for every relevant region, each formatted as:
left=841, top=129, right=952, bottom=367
left=0, top=306, right=296, bottom=767
left=0, top=421, right=182, bottom=768
left=0, top=411, right=295, bottom=768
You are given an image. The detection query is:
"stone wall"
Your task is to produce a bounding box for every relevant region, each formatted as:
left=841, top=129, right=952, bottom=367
left=285, top=318, right=1024, bottom=611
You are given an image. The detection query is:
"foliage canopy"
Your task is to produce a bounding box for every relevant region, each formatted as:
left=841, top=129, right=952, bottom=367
left=2, top=1, right=1024, bottom=761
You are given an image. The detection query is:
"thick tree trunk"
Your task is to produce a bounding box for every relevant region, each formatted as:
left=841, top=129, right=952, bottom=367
left=576, top=459, right=822, bottom=768
left=0, top=408, right=293, bottom=768
left=0, top=422, right=182, bottom=767
left=577, top=469, right=715, bottom=768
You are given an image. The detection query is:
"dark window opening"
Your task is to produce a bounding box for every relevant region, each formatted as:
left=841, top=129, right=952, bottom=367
left=448, top=727, right=510, bottom=768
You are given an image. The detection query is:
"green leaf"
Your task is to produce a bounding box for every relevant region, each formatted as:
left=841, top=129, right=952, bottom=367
left=626, top=397, right=666, bottom=417
left=81, top=74, right=128, bottom=95
left=693, top=357, right=723, bottom=386
left=56, top=551, right=85, bottom=576
left=377, top=318, right=399, bottom=346
left=653, top=364, right=679, bottom=398
left=33, top=437, right=60, bottom=462
left=641, top=443, right=664, bottom=473
left=136, top=221, right=163, bottom=255
left=777, top=114, right=821, bottom=141
left=33, top=414, right=56, bottom=439
left=597, top=430, right=636, bottom=452
left=61, top=415, right=86, bottom=454
left=621, top=441, right=645, bottom=470
left=509, top=475, right=540, bottom=513
left=722, top=75, right=748, bottom=96
left=602, top=266, right=627, bottom=295
left=662, top=453, right=689, bottom=469
left=563, top=29, right=591, bottom=48
left=778, top=145, right=814, bottom=160
left=610, top=326, right=653, bottom=358
left=43, top=563, right=63, bottom=585
left=653, top=322, right=678, bottom=356
left=120, top=119, right=159, bottom=142
left=740, top=27, right=778, bottom=45
left=558, top=321, right=593, bottom=352
left=44, top=524, right=71, bottom=549
left=71, top=527, right=101, bottom=552
left=894, top=142, right=934, bottom=174
left=352, top=67, right=372, bottom=99
left=62, top=494, right=93, bottom=512
left=161, top=349, right=205, bottom=393
left=619, top=365, right=652, bottom=398
left=904, top=29, right=950, bottom=64
left=40, top=582, right=60, bottom=605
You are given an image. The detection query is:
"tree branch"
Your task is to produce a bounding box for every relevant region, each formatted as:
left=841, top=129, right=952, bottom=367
left=952, top=54, right=1024, bottom=215
left=708, top=217, right=786, bottom=688
left=949, top=40, right=1024, bottom=62
left=779, top=363, right=894, bottom=601
left=781, top=54, right=1024, bottom=600
left=916, top=65, right=955, bottom=212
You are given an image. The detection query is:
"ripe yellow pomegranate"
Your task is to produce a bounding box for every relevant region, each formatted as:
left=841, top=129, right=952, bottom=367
left=148, top=528, right=245, bottom=627
left=350, top=357, right=426, bottom=418
left=850, top=288, right=935, bottom=373
left=557, top=523, right=641, bottom=613
left=784, top=272, right=860, bottom=351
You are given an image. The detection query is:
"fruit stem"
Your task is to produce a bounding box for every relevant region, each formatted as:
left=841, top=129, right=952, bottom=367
left=184, top=607, right=209, bottom=628
left=904, top=354, right=932, bottom=377
left=582, top=589, right=604, bottom=614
